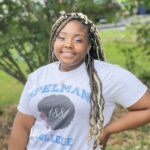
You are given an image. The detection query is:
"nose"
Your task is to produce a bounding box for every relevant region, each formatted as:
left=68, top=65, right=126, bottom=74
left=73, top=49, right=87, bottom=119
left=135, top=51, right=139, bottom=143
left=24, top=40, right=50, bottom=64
left=64, top=39, right=73, bottom=48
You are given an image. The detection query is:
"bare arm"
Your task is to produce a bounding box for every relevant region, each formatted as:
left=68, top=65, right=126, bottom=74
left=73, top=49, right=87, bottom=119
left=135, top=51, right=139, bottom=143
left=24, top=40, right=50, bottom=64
left=100, top=90, right=150, bottom=149
left=8, top=111, right=35, bottom=150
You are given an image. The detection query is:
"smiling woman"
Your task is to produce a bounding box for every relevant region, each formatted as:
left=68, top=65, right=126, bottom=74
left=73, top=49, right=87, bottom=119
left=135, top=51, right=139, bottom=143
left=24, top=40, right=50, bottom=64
left=53, top=20, right=89, bottom=71
left=9, top=12, right=150, bottom=150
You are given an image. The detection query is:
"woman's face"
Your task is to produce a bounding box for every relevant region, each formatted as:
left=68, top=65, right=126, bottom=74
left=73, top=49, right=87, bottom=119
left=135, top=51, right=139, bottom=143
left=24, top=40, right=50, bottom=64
left=53, top=20, right=90, bottom=71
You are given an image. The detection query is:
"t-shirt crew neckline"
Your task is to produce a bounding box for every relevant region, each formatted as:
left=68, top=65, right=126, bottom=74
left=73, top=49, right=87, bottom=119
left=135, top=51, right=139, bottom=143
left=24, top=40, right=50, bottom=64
left=55, top=61, right=86, bottom=74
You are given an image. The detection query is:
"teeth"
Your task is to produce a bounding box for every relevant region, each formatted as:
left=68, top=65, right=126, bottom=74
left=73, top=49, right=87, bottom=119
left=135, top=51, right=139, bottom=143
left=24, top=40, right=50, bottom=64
left=62, top=52, right=74, bottom=57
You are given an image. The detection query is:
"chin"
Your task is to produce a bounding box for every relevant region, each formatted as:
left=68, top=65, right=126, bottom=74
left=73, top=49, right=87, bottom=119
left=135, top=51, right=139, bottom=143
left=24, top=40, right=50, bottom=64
left=59, top=58, right=83, bottom=67
left=60, top=59, right=76, bottom=65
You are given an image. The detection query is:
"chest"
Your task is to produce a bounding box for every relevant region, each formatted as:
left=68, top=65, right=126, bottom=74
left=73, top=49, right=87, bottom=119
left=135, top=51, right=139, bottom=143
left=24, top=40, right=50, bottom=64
left=28, top=71, right=91, bottom=123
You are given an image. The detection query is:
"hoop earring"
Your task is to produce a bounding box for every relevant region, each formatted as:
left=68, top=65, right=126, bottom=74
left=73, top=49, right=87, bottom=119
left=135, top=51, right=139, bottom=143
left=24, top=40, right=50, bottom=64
left=85, top=52, right=90, bottom=68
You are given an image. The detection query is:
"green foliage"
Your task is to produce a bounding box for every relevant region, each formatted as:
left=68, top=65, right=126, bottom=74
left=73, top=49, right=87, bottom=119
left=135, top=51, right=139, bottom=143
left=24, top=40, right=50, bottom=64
left=75, top=0, right=121, bottom=22
left=0, top=71, right=23, bottom=108
left=0, top=0, right=51, bottom=84
left=0, top=0, right=122, bottom=84
left=1, top=0, right=150, bottom=85
left=121, top=16, right=150, bottom=87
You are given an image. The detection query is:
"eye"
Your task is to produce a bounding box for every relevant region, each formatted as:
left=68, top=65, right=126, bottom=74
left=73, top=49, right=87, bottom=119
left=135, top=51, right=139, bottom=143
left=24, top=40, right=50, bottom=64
left=57, top=36, right=65, bottom=41
left=74, top=37, right=82, bottom=43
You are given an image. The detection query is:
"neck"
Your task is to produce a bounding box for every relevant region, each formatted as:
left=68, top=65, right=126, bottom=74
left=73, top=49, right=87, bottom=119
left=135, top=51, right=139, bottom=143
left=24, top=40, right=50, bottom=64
left=59, top=61, right=84, bottom=72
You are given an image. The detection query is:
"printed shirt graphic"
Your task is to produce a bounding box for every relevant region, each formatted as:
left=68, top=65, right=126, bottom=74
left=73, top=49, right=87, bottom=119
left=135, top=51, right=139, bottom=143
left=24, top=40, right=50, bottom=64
left=17, top=61, right=147, bottom=150
left=38, top=95, right=75, bottom=130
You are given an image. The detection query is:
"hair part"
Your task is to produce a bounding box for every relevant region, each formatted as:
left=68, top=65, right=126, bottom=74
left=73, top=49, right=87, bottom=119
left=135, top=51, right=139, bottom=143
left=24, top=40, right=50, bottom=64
left=49, top=12, right=105, bottom=148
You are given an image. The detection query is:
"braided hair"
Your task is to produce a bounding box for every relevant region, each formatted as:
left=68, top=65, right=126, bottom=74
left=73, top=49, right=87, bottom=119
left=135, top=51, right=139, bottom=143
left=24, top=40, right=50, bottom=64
left=49, top=12, right=105, bottom=148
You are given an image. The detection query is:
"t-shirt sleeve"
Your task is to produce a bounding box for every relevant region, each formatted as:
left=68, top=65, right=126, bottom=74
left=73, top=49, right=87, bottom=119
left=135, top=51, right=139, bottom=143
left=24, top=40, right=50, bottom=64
left=17, top=74, right=33, bottom=115
left=110, top=66, right=148, bottom=108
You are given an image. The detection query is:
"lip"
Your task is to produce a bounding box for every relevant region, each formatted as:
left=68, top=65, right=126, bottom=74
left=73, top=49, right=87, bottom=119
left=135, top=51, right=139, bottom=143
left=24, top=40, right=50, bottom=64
left=61, top=50, right=75, bottom=57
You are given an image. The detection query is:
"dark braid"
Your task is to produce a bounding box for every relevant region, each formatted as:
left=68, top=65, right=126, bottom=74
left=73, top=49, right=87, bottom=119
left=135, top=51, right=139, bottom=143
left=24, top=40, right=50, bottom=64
left=49, top=12, right=105, bottom=149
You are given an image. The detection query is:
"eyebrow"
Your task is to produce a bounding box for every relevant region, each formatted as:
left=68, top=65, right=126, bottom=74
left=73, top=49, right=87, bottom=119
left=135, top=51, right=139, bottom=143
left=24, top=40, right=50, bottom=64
left=59, top=32, right=86, bottom=38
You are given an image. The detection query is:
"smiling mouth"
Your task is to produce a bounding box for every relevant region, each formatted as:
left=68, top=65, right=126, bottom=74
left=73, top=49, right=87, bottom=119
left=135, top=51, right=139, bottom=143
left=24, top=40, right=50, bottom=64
left=61, top=51, right=75, bottom=57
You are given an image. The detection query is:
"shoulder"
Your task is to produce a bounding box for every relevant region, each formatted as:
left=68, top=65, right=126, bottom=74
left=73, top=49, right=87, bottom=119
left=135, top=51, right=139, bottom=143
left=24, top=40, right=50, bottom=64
left=94, top=59, right=147, bottom=92
left=94, top=60, right=118, bottom=71
left=29, top=62, right=58, bottom=80
left=94, top=60, right=148, bottom=107
left=94, top=59, right=145, bottom=85
left=94, top=60, right=118, bottom=80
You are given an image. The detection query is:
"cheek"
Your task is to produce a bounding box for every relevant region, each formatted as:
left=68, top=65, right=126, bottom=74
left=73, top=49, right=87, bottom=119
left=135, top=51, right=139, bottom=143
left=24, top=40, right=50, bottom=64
left=53, top=41, right=61, bottom=51
left=53, top=42, right=62, bottom=60
left=78, top=47, right=89, bottom=57
left=53, top=42, right=58, bottom=51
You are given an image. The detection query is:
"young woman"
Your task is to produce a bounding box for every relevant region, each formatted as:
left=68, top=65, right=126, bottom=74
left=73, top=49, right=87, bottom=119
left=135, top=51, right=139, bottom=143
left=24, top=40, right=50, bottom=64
left=9, top=13, right=150, bottom=150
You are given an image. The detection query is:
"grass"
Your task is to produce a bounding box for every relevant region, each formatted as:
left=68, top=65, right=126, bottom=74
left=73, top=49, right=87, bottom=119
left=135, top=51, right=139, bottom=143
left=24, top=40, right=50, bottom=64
left=100, top=28, right=129, bottom=66
left=100, top=28, right=134, bottom=67
left=106, top=106, right=150, bottom=150
left=0, top=71, right=23, bottom=108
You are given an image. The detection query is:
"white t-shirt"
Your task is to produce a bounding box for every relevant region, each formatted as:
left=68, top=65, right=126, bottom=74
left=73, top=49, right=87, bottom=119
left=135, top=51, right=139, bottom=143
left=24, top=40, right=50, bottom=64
left=18, top=60, right=147, bottom=150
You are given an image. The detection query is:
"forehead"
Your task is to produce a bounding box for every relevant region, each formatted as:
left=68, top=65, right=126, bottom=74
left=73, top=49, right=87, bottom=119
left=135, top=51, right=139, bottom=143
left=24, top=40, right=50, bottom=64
left=59, top=20, right=88, bottom=35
